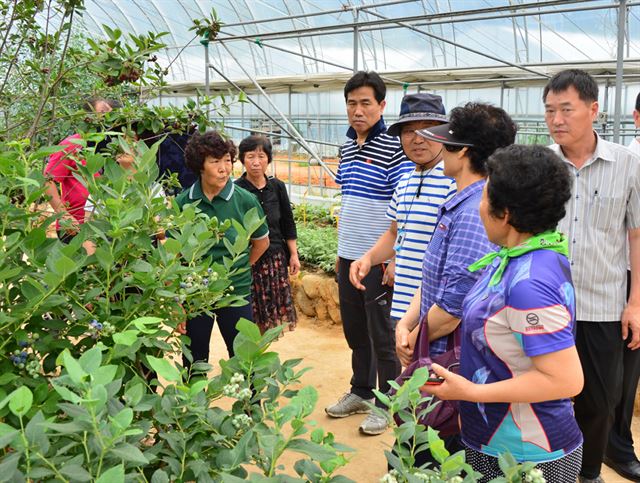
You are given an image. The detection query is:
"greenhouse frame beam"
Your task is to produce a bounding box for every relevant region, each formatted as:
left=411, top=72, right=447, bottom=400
left=361, top=9, right=550, bottom=78
left=216, top=0, right=590, bottom=42
left=221, top=0, right=416, bottom=28
left=221, top=0, right=580, bottom=29
left=223, top=125, right=342, bottom=148
left=252, top=40, right=351, bottom=72
left=215, top=1, right=638, bottom=44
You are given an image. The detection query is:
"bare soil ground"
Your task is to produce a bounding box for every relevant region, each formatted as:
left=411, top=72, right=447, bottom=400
left=208, top=315, right=636, bottom=482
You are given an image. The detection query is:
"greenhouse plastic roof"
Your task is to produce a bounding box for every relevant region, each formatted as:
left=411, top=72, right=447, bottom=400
left=79, top=0, right=640, bottom=87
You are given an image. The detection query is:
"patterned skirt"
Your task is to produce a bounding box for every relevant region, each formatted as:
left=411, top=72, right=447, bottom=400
left=251, top=248, right=297, bottom=334
left=465, top=445, right=582, bottom=483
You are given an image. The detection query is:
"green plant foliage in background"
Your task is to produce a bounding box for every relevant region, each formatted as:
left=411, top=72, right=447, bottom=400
left=293, top=204, right=338, bottom=273
left=296, top=225, right=338, bottom=274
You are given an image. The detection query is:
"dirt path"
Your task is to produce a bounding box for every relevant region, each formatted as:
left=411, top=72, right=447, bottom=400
left=210, top=316, right=635, bottom=482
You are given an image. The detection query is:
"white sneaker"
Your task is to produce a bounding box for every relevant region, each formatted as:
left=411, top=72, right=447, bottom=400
left=325, top=393, right=372, bottom=418
left=359, top=412, right=389, bottom=435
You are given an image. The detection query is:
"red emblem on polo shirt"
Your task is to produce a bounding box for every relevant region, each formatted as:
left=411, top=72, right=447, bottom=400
left=366, top=159, right=372, bottom=164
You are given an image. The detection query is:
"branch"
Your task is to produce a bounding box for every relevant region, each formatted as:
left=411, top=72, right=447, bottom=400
left=0, top=36, right=26, bottom=98
left=26, top=7, right=75, bottom=142
left=0, top=0, right=19, bottom=60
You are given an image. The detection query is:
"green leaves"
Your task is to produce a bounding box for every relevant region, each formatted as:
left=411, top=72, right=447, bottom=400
left=147, top=356, right=181, bottom=383
left=61, top=349, right=87, bottom=384
left=8, top=387, right=32, bottom=417
left=96, top=465, right=124, bottom=483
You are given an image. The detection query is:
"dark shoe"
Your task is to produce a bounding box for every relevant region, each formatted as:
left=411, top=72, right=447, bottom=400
left=603, top=456, right=640, bottom=482
left=578, top=475, right=605, bottom=483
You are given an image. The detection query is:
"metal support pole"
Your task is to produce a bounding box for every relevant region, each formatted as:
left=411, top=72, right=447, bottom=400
left=353, top=8, right=359, bottom=73
left=613, top=0, right=626, bottom=144
left=203, top=41, right=210, bottom=98
left=288, top=86, right=293, bottom=196
left=603, top=79, right=610, bottom=136
left=500, top=82, right=505, bottom=108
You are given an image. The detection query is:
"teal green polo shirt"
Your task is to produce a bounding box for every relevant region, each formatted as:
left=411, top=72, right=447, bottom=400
left=175, top=179, right=269, bottom=297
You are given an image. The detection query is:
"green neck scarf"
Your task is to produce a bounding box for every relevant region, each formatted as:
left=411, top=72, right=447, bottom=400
left=468, top=230, right=569, bottom=286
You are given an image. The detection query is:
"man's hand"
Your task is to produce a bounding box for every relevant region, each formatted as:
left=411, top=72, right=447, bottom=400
left=622, top=302, right=640, bottom=350
left=396, top=324, right=414, bottom=367
left=382, top=260, right=395, bottom=287
left=349, top=255, right=372, bottom=291
left=421, top=363, right=477, bottom=401
left=176, top=321, right=187, bottom=335
left=289, top=253, right=301, bottom=276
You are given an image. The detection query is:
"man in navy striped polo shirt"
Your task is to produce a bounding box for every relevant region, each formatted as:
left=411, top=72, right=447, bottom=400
left=325, top=71, right=413, bottom=435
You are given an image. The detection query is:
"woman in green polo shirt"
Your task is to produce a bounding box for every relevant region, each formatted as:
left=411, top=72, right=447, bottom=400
left=175, top=131, right=269, bottom=370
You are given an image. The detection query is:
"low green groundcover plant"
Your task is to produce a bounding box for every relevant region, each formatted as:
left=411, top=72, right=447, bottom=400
left=293, top=204, right=338, bottom=274
left=296, top=225, right=338, bottom=274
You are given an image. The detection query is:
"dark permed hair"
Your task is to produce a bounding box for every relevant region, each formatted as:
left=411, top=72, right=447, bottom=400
left=448, top=102, right=517, bottom=176
left=543, top=69, right=598, bottom=103
left=635, top=92, right=640, bottom=112
left=184, top=131, right=236, bottom=174
left=238, top=135, right=273, bottom=164
left=343, top=71, right=386, bottom=103
left=486, top=144, right=572, bottom=235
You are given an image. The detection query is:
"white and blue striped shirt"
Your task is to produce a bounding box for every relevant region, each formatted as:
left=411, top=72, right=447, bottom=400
left=336, top=119, right=413, bottom=260
left=386, top=162, right=456, bottom=318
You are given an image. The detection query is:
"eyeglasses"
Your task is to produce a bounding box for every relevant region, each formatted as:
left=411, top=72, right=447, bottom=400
left=443, top=144, right=465, bottom=152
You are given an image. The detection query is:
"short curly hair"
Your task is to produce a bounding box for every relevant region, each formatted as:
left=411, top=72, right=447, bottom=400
left=448, top=103, right=517, bottom=175
left=184, top=130, right=236, bottom=174
left=238, top=135, right=273, bottom=164
left=486, top=144, right=572, bottom=235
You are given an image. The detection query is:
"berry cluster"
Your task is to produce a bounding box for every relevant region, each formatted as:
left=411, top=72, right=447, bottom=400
left=231, top=414, right=252, bottom=430
left=10, top=333, right=41, bottom=378
left=222, top=373, right=251, bottom=400
left=88, top=319, right=115, bottom=339
left=380, top=471, right=464, bottom=483
left=173, top=267, right=220, bottom=304
left=524, top=468, right=545, bottom=483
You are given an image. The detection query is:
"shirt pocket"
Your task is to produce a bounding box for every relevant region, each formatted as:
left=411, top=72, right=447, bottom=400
left=591, top=195, right=625, bottom=231
left=428, top=221, right=448, bottom=254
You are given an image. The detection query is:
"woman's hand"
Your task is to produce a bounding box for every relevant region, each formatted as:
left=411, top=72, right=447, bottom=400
left=289, top=253, right=301, bottom=276
left=421, top=363, right=478, bottom=401
left=395, top=324, right=414, bottom=367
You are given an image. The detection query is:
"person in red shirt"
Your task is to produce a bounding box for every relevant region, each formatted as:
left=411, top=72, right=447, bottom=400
left=44, top=97, right=115, bottom=242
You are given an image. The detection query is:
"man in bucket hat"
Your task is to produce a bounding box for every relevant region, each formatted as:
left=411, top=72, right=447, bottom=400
left=348, top=93, right=456, bottom=434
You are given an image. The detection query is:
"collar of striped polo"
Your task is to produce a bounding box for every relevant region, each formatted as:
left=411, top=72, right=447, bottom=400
left=345, top=116, right=387, bottom=144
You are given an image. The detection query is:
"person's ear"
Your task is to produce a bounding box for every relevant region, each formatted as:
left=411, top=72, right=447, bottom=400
left=457, top=146, right=468, bottom=159
left=589, top=100, right=599, bottom=122
left=500, top=208, right=511, bottom=227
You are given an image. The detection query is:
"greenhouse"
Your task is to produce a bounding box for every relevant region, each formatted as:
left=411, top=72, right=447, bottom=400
left=1, top=0, right=640, bottom=481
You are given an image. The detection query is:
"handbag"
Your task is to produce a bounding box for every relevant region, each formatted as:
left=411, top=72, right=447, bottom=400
left=393, top=315, right=461, bottom=437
